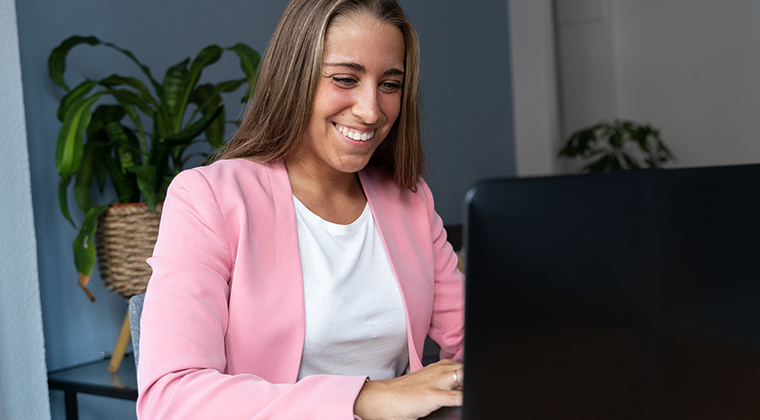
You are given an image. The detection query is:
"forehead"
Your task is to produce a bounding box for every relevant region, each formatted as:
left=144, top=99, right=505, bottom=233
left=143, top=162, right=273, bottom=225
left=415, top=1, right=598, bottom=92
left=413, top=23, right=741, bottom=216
left=323, top=13, right=405, bottom=68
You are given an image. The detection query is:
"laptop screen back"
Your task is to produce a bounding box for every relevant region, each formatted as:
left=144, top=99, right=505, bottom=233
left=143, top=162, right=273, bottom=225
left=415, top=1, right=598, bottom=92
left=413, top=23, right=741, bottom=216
left=462, top=164, right=760, bottom=419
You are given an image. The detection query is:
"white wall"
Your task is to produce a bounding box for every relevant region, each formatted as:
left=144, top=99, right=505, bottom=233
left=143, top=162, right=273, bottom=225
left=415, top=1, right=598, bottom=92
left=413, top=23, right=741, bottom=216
left=0, top=0, right=51, bottom=418
left=612, top=0, right=760, bottom=168
left=551, top=0, right=760, bottom=172
left=554, top=0, right=617, bottom=173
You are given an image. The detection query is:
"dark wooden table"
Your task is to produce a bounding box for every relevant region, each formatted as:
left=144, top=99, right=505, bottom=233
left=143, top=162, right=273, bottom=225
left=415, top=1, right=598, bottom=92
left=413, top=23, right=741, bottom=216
left=48, top=353, right=137, bottom=420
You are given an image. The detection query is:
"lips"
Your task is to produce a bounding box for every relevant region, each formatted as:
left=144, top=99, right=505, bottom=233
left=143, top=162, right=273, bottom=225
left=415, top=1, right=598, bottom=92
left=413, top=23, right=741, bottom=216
left=336, top=123, right=375, bottom=142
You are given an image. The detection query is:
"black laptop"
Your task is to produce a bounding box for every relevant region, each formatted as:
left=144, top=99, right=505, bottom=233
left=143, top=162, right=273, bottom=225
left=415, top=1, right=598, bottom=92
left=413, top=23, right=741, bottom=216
left=454, top=164, right=760, bottom=420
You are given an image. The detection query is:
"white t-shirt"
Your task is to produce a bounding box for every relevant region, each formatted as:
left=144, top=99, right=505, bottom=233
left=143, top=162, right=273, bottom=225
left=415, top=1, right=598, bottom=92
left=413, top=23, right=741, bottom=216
left=293, top=196, right=409, bottom=381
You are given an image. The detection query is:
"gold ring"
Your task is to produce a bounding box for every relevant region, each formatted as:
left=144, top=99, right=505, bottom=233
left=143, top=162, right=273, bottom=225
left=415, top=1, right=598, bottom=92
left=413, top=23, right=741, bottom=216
left=453, top=369, right=461, bottom=388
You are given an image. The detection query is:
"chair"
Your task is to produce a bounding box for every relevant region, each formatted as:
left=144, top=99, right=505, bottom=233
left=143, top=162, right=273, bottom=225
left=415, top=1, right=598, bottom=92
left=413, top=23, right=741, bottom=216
left=128, top=294, right=145, bottom=368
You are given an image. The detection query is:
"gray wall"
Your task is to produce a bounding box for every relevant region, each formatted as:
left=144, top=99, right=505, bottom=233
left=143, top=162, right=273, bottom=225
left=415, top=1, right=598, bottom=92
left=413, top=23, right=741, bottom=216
left=403, top=1, right=515, bottom=222
left=15, top=0, right=513, bottom=418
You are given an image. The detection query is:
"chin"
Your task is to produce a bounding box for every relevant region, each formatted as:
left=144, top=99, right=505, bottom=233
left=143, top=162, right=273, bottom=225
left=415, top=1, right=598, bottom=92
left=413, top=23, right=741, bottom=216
left=336, top=157, right=374, bottom=174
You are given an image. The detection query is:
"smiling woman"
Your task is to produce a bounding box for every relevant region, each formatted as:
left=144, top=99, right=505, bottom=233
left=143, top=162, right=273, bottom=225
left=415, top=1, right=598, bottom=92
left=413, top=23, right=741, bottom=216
left=286, top=14, right=405, bottom=224
left=136, top=1, right=465, bottom=419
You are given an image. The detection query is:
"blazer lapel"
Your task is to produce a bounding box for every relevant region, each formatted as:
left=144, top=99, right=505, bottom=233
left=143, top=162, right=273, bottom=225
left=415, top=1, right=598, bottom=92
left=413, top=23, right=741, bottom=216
left=359, top=169, right=431, bottom=369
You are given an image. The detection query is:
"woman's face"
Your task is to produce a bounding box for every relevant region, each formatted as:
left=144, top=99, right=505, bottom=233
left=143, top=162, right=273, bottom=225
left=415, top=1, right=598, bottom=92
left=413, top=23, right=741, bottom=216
left=294, top=14, right=405, bottom=178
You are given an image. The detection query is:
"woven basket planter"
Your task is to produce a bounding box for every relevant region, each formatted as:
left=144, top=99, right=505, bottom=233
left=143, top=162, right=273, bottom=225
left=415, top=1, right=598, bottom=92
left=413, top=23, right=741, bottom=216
left=95, top=202, right=162, bottom=298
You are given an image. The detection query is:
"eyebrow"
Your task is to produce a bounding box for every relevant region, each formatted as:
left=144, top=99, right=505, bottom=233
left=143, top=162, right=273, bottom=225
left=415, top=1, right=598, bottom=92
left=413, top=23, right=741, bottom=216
left=323, top=62, right=404, bottom=76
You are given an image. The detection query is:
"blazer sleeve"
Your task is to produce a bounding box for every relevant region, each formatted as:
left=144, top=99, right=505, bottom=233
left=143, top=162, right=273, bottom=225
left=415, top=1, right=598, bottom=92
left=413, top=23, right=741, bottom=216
left=419, top=180, right=465, bottom=362
left=136, top=168, right=367, bottom=420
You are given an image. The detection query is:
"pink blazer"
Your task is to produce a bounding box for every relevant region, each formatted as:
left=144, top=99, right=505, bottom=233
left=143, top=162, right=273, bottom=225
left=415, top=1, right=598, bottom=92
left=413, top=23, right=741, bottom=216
left=137, top=159, right=464, bottom=419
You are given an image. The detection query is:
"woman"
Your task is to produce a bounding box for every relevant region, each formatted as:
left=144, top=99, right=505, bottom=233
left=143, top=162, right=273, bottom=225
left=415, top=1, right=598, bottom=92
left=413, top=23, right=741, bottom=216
left=136, top=0, right=464, bottom=418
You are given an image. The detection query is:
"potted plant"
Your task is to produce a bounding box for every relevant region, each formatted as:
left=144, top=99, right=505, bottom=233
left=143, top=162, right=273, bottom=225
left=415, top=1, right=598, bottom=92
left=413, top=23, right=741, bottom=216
left=558, top=119, right=676, bottom=173
left=50, top=35, right=260, bottom=301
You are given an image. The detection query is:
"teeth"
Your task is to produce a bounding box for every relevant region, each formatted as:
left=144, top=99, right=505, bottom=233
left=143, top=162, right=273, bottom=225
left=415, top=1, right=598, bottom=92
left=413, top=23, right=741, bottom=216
left=338, top=125, right=374, bottom=141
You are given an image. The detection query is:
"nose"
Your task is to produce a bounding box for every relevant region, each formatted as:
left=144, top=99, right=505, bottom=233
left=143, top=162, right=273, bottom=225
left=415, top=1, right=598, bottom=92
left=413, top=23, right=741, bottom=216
left=352, top=85, right=381, bottom=124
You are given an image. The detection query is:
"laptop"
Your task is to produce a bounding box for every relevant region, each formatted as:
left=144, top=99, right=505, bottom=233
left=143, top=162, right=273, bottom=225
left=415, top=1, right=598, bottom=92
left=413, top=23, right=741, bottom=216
left=453, top=164, right=760, bottom=419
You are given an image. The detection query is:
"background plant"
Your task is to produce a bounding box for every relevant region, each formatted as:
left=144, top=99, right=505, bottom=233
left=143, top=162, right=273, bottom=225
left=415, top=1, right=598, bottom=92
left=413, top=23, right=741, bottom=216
left=558, top=119, right=676, bottom=173
left=49, top=35, right=260, bottom=296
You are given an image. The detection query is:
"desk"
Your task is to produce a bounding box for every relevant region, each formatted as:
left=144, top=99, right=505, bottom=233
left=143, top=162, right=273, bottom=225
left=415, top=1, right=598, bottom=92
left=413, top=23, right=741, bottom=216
left=48, top=353, right=137, bottom=420
left=422, top=406, right=462, bottom=419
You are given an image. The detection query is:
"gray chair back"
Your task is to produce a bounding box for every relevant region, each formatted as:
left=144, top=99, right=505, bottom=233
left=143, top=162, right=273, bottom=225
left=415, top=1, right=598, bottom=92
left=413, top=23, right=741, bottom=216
left=128, top=294, right=145, bottom=368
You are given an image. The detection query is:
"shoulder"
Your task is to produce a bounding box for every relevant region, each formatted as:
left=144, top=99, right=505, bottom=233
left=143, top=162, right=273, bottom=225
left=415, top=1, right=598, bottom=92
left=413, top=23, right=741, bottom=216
left=161, top=159, right=289, bottom=241
left=176, top=158, right=278, bottom=183
left=170, top=159, right=287, bottom=196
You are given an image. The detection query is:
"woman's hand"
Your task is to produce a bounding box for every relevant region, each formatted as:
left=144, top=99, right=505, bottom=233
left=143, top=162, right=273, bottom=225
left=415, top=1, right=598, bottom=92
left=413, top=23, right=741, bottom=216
left=354, top=359, right=464, bottom=420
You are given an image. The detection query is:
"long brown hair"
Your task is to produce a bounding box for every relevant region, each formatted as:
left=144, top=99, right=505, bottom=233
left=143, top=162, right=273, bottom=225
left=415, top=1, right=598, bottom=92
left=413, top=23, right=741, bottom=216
left=217, top=0, right=423, bottom=190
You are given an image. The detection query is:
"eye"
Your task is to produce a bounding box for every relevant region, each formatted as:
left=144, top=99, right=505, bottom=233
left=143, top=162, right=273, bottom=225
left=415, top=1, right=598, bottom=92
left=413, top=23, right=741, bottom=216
left=380, top=81, right=403, bottom=93
left=331, top=76, right=357, bottom=87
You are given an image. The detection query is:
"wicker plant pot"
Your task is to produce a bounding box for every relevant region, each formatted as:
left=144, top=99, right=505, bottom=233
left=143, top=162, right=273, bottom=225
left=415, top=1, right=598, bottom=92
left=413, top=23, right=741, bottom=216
left=95, top=202, right=162, bottom=298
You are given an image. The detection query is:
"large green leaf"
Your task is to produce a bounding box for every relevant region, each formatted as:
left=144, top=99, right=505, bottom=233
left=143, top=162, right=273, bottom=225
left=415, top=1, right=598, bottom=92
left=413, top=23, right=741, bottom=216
left=228, top=43, right=260, bottom=80
left=90, top=97, right=148, bottom=158
left=104, top=121, right=136, bottom=174
left=162, top=58, right=190, bottom=131
left=161, top=45, right=225, bottom=135
left=119, top=102, right=149, bottom=156
left=178, top=45, right=224, bottom=123
left=85, top=109, right=120, bottom=192
left=164, top=101, right=224, bottom=143
left=58, top=80, right=98, bottom=121
left=74, top=146, right=96, bottom=213
left=73, top=204, right=110, bottom=277
left=89, top=104, right=126, bottom=130
left=106, top=88, right=155, bottom=116
left=216, top=78, right=248, bottom=93
left=56, top=92, right=104, bottom=180
left=127, top=165, right=158, bottom=211
left=228, top=43, right=261, bottom=102
left=99, top=40, right=163, bottom=97
left=59, top=177, right=75, bottom=227
left=93, top=146, right=109, bottom=192
left=92, top=108, right=139, bottom=204
left=49, top=36, right=100, bottom=90
left=104, top=152, right=137, bottom=203
left=99, top=74, right=158, bottom=107
left=49, top=35, right=162, bottom=95
left=190, top=84, right=226, bottom=148
left=187, top=79, right=244, bottom=126
left=58, top=92, right=108, bottom=207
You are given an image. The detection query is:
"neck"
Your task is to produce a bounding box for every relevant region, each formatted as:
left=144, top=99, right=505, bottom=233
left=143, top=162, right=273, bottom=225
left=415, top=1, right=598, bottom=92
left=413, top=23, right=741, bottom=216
left=284, top=159, right=368, bottom=225
left=285, top=157, right=362, bottom=194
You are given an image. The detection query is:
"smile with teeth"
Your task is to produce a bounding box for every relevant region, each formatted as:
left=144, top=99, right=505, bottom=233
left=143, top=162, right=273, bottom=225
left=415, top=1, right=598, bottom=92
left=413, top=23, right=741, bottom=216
left=337, top=124, right=375, bottom=142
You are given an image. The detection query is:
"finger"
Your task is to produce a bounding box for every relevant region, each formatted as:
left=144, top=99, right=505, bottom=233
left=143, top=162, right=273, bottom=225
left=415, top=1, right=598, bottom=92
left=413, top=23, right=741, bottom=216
left=425, top=360, right=464, bottom=389
left=437, top=388, right=464, bottom=408
left=451, top=368, right=464, bottom=390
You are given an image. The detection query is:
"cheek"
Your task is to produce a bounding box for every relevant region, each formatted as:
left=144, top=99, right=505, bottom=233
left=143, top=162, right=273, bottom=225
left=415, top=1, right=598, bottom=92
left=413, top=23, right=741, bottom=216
left=381, top=94, right=402, bottom=124
left=312, top=83, right=347, bottom=117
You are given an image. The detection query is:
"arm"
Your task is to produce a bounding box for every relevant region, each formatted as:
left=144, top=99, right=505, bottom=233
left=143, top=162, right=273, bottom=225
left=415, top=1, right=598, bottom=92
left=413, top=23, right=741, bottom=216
left=137, top=167, right=366, bottom=419
left=352, top=177, right=465, bottom=420
left=421, top=180, right=465, bottom=362
left=354, top=360, right=463, bottom=420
